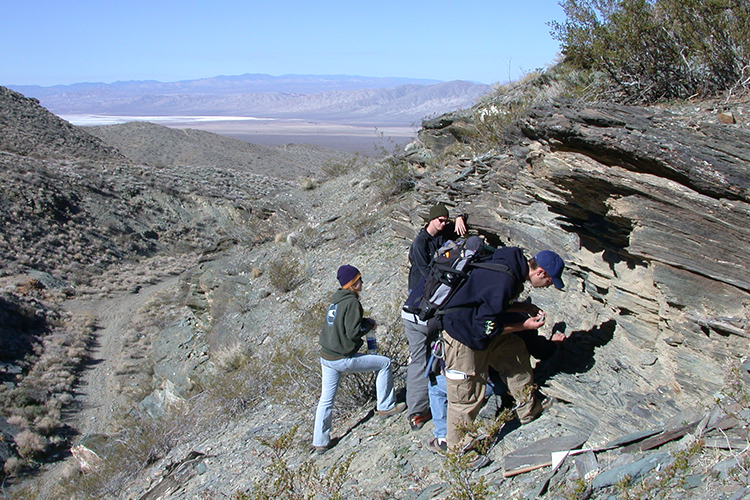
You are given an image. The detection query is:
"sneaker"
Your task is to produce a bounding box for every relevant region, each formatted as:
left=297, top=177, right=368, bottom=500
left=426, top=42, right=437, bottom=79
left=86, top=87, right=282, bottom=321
left=425, top=437, right=447, bottom=453
left=408, top=411, right=431, bottom=431
left=377, top=402, right=406, bottom=418
left=313, top=446, right=328, bottom=455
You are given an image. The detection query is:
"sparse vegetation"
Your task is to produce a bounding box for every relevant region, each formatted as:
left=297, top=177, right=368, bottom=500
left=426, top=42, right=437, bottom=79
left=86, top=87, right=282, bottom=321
left=4, top=23, right=750, bottom=499
left=321, top=153, right=363, bottom=178
left=267, top=252, right=307, bottom=293
left=369, top=156, right=415, bottom=201
left=439, top=411, right=512, bottom=500
left=0, top=293, right=96, bottom=475
left=299, top=177, right=319, bottom=190
left=233, top=426, right=353, bottom=500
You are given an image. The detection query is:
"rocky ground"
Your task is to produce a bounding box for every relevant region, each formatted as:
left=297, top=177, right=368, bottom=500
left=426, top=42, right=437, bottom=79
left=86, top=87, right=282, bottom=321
left=1, top=83, right=750, bottom=499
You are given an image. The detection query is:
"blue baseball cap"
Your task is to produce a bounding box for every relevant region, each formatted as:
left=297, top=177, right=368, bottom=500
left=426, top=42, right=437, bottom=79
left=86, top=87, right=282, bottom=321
left=534, top=250, right=565, bottom=289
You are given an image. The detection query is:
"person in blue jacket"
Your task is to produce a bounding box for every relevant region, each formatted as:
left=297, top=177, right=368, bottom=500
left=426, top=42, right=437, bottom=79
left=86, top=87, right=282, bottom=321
left=440, top=248, right=565, bottom=455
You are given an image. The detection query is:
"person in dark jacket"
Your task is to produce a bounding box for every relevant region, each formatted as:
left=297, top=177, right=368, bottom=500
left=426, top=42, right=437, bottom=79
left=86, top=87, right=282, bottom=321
left=440, top=247, right=565, bottom=454
left=407, top=204, right=467, bottom=292
left=403, top=204, right=466, bottom=432
left=312, top=265, right=405, bottom=453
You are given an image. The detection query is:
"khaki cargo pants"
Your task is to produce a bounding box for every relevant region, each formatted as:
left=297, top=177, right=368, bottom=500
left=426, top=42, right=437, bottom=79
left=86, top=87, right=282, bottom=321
left=443, top=331, right=540, bottom=450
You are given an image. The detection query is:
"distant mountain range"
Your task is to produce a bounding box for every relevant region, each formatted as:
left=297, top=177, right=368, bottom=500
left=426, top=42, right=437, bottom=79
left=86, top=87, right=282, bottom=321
left=9, top=74, right=492, bottom=126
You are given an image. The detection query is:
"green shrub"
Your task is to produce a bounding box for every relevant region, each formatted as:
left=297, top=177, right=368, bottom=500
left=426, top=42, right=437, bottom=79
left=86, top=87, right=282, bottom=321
left=439, top=410, right=512, bottom=500
left=549, top=0, right=750, bottom=102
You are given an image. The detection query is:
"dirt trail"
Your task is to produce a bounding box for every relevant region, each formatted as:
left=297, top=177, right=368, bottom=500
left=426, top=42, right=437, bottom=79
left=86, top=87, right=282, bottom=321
left=64, top=276, right=180, bottom=439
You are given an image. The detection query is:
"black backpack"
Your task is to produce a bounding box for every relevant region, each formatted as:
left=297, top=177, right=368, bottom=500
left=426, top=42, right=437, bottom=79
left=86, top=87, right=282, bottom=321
left=403, top=236, right=515, bottom=322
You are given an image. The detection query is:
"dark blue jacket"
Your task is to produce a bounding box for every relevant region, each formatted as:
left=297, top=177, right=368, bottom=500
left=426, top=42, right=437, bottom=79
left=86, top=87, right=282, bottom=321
left=442, top=247, right=527, bottom=350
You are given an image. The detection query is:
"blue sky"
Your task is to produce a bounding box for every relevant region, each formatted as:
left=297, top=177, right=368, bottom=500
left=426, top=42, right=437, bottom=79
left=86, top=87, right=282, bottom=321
left=2, top=0, right=565, bottom=87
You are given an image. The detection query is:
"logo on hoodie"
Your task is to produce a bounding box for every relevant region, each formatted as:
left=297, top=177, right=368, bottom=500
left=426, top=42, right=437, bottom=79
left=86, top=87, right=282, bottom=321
left=484, top=320, right=495, bottom=336
left=326, top=304, right=338, bottom=325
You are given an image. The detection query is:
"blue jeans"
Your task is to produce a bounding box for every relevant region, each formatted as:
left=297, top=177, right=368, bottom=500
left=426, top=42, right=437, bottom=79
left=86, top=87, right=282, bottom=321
left=428, top=374, right=447, bottom=440
left=313, top=353, right=396, bottom=447
left=428, top=374, right=501, bottom=441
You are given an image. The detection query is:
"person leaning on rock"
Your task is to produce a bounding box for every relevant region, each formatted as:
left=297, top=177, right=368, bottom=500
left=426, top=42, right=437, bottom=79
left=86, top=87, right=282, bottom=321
left=407, top=203, right=467, bottom=293
left=440, top=248, right=565, bottom=465
left=403, top=203, right=467, bottom=432
left=312, top=265, right=405, bottom=454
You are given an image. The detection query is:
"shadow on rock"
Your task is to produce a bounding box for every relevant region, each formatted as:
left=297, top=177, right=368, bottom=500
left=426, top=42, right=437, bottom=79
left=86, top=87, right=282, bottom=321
left=534, top=319, right=617, bottom=386
left=0, top=295, right=51, bottom=383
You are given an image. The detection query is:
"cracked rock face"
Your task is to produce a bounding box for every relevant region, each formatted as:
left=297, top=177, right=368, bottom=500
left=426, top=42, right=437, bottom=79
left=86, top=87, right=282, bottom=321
left=411, top=99, right=749, bottom=444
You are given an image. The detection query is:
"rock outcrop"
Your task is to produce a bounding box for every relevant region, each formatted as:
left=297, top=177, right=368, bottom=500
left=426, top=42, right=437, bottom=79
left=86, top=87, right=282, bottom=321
left=405, top=99, right=750, bottom=439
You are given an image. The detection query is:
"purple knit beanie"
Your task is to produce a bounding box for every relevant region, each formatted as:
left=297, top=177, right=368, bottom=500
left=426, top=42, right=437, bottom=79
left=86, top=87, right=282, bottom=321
left=337, top=265, right=361, bottom=289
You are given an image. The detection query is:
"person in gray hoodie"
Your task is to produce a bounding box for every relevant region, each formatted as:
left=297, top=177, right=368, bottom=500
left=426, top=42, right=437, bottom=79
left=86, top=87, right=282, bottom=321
left=312, top=265, right=405, bottom=453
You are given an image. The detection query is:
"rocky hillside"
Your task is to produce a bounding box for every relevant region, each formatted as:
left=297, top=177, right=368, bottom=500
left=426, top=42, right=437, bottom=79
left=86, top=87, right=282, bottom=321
left=1, top=81, right=750, bottom=500
left=0, top=87, right=126, bottom=162
left=85, top=121, right=351, bottom=180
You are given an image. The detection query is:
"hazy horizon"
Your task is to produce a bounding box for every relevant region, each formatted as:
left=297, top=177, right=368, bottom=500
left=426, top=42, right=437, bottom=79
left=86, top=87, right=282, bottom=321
left=1, top=1, right=564, bottom=87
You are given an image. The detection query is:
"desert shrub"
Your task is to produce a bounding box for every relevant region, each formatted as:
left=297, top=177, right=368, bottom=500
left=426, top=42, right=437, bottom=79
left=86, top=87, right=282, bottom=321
left=295, top=300, right=328, bottom=339
left=346, top=210, right=385, bottom=241
left=369, top=157, right=415, bottom=201
left=201, top=346, right=270, bottom=417
left=298, top=177, right=318, bottom=191
left=440, top=411, right=511, bottom=500
left=549, top=0, right=750, bottom=102
left=267, top=253, right=307, bottom=293
left=470, top=65, right=609, bottom=148
left=234, top=425, right=353, bottom=500
left=0, top=309, right=97, bottom=464
left=321, top=154, right=362, bottom=178
left=472, top=76, right=543, bottom=148
left=3, top=456, right=23, bottom=477
left=265, top=342, right=319, bottom=408
left=716, top=364, right=750, bottom=425
left=14, top=430, right=48, bottom=459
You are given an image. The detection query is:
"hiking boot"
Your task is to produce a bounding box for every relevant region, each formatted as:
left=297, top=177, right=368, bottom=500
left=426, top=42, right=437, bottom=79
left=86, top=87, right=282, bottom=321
left=518, top=396, right=556, bottom=424
left=377, top=402, right=406, bottom=418
left=425, top=437, right=447, bottom=454
left=408, top=411, right=431, bottom=431
left=313, top=445, right=328, bottom=455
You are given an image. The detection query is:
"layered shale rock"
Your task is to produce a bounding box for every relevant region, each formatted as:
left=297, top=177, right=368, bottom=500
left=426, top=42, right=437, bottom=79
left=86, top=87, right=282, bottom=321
left=405, top=100, right=750, bottom=446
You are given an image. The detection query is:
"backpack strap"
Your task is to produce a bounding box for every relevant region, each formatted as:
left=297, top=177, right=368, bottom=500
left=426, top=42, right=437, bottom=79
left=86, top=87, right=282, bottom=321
left=436, top=262, right=519, bottom=317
